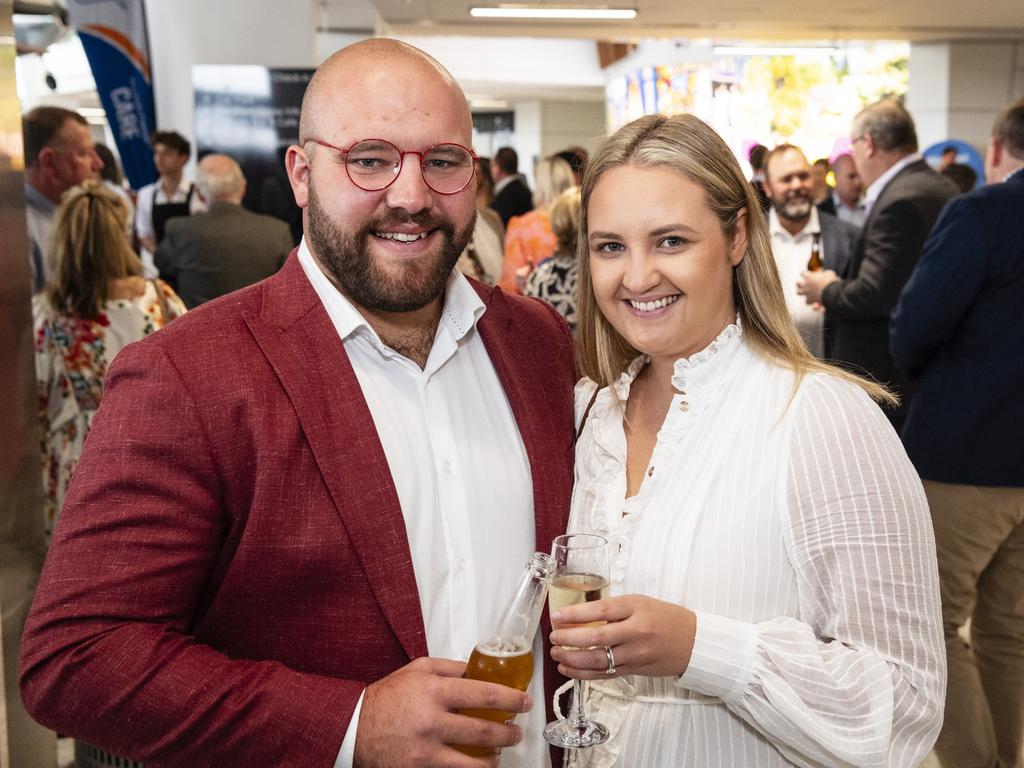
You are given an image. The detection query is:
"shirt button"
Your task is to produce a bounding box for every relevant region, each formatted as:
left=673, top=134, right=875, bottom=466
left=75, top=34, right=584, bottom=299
left=647, top=466, right=655, bottom=477
left=442, top=460, right=453, bottom=474
left=679, top=401, right=689, bottom=412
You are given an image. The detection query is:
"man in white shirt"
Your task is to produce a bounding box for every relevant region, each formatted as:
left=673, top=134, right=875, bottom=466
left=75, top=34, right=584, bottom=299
left=135, top=130, right=205, bottom=275
left=763, top=144, right=858, bottom=358
left=19, top=39, right=576, bottom=768
left=22, top=106, right=103, bottom=292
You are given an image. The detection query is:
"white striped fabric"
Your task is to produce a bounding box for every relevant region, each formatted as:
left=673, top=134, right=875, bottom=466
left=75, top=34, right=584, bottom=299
left=566, top=323, right=945, bottom=768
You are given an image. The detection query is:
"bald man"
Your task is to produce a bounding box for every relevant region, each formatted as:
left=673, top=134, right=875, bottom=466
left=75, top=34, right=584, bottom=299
left=20, top=39, right=575, bottom=768
left=155, top=153, right=293, bottom=307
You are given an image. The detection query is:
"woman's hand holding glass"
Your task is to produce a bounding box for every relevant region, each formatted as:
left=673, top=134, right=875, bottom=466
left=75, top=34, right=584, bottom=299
left=550, top=595, right=698, bottom=681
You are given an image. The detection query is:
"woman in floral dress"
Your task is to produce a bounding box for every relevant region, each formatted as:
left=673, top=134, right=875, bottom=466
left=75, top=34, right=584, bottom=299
left=34, top=181, right=185, bottom=539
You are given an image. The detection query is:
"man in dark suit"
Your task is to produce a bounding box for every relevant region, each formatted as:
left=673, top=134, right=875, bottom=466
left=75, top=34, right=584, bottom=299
left=763, top=143, right=859, bottom=358
left=890, top=98, right=1024, bottom=768
left=798, top=98, right=958, bottom=429
left=155, top=153, right=293, bottom=307
left=20, top=39, right=575, bottom=768
left=490, top=146, right=533, bottom=226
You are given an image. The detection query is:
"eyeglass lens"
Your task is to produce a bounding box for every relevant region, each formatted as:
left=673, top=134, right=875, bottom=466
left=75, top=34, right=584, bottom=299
left=345, top=140, right=474, bottom=193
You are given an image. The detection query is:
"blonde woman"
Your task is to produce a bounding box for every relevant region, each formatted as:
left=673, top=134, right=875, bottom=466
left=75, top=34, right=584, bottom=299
left=548, top=114, right=944, bottom=767
left=34, top=181, right=184, bottom=538
left=499, top=154, right=576, bottom=293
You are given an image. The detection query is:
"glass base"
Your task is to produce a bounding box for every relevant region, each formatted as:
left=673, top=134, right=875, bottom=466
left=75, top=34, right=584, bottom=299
left=543, top=717, right=610, bottom=748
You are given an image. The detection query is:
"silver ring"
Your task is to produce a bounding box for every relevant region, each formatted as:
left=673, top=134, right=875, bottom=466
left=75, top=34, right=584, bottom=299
left=604, top=645, right=616, bottom=676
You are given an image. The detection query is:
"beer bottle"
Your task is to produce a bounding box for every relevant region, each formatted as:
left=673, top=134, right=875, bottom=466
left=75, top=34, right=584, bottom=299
left=454, top=551, right=555, bottom=756
left=807, top=232, right=823, bottom=271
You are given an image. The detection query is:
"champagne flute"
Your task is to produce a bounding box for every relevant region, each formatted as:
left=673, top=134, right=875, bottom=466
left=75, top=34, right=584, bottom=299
left=543, top=533, right=611, bottom=748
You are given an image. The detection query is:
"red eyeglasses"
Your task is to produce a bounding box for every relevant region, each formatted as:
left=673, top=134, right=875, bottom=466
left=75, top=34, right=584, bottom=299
left=304, top=137, right=477, bottom=195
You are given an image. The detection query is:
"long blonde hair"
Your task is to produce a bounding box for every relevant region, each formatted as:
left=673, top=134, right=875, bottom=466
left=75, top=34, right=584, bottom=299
left=575, top=113, right=894, bottom=404
left=46, top=181, right=143, bottom=319
left=533, top=155, right=576, bottom=208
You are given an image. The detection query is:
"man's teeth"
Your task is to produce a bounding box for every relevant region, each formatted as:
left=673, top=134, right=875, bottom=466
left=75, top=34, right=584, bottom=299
left=375, top=231, right=428, bottom=242
left=629, top=295, right=680, bottom=312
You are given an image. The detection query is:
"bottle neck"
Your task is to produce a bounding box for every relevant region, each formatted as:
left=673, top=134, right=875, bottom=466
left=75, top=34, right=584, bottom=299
left=481, top=552, right=554, bottom=653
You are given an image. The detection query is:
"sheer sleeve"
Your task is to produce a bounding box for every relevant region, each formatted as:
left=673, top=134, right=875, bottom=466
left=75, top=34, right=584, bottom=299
left=678, top=375, right=944, bottom=767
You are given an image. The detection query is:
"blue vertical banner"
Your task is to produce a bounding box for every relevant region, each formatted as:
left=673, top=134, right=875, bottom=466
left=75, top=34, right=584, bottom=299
left=67, top=0, right=157, bottom=190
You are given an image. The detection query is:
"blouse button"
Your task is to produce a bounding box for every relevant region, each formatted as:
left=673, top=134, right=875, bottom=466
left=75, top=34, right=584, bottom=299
left=647, top=466, right=655, bottom=477
left=679, top=401, right=690, bottom=412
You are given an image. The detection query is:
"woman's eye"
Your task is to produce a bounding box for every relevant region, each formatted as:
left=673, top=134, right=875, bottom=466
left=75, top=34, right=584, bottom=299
left=660, top=236, right=687, bottom=248
left=594, top=242, right=624, bottom=254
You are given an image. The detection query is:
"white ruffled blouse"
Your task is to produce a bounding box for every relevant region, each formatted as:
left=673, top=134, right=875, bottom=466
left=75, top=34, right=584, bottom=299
left=567, top=322, right=944, bottom=768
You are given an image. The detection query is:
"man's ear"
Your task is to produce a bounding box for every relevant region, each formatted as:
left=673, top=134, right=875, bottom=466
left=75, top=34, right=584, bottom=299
left=989, top=138, right=1004, bottom=169
left=37, top=146, right=57, bottom=175
left=285, top=144, right=310, bottom=209
left=730, top=208, right=748, bottom=267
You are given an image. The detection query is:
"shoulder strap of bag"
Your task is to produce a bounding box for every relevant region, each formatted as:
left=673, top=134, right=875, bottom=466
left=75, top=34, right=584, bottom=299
left=149, top=278, right=173, bottom=325
left=576, top=386, right=600, bottom=441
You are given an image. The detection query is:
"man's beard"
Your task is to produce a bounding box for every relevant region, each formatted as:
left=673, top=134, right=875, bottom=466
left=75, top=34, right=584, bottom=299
left=306, top=180, right=474, bottom=313
left=772, top=192, right=812, bottom=222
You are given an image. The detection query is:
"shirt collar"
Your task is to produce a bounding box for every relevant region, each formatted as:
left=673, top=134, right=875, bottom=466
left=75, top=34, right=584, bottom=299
left=1003, top=166, right=1024, bottom=183
left=296, top=237, right=485, bottom=350
left=24, top=181, right=56, bottom=214
left=865, top=153, right=921, bottom=207
left=768, top=205, right=820, bottom=240
left=832, top=189, right=865, bottom=212
left=493, top=174, right=522, bottom=195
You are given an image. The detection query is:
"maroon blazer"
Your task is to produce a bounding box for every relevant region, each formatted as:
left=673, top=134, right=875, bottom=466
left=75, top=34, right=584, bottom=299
left=19, top=253, right=576, bottom=767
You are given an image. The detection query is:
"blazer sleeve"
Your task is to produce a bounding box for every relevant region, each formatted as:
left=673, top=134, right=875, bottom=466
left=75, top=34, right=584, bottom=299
left=821, top=198, right=929, bottom=321
left=890, top=196, right=985, bottom=378
left=19, top=340, right=362, bottom=768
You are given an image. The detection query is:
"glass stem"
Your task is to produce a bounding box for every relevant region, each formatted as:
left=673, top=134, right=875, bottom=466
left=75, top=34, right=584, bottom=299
left=569, top=678, right=588, bottom=728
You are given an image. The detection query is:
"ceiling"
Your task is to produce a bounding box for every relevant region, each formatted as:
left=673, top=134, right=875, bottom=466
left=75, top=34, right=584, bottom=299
left=320, top=0, right=1024, bottom=43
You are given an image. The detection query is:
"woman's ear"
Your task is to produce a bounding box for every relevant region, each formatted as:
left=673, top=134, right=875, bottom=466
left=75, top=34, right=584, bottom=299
left=730, top=208, right=748, bottom=267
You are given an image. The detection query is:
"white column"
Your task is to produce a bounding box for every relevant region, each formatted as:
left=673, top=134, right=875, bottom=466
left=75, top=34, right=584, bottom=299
left=142, top=0, right=318, bottom=166
left=909, top=40, right=1024, bottom=155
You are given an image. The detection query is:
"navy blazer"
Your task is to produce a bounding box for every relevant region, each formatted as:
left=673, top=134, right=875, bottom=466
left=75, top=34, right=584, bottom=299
left=890, top=171, right=1024, bottom=487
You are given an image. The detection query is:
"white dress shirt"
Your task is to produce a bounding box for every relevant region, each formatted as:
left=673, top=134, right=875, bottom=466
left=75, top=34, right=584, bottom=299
left=567, top=322, right=944, bottom=767
left=136, top=178, right=206, bottom=278
left=769, top=207, right=826, bottom=358
left=296, top=241, right=549, bottom=768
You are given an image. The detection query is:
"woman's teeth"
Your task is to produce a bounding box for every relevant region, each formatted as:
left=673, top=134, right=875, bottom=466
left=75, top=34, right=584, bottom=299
left=628, top=295, right=680, bottom=312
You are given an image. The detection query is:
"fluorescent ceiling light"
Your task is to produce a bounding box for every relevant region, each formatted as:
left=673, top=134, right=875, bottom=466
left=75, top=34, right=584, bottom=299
left=470, top=6, right=637, bottom=20
left=713, top=45, right=839, bottom=57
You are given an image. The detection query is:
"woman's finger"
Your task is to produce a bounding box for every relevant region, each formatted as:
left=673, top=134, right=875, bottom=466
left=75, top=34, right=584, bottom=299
left=550, top=596, right=634, bottom=630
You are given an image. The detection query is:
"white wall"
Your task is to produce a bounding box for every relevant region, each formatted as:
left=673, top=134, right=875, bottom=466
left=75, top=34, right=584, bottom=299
left=143, top=0, right=318, bottom=172
left=909, top=40, right=1024, bottom=154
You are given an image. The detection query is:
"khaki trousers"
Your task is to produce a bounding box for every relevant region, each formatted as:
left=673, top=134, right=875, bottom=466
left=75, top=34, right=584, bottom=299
left=926, top=480, right=1024, bottom=768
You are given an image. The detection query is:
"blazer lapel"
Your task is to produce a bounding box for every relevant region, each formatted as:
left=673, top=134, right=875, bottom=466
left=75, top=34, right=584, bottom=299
left=243, top=254, right=428, bottom=660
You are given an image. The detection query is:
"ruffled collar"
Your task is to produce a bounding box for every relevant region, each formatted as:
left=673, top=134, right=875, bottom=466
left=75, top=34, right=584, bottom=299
left=608, top=318, right=744, bottom=403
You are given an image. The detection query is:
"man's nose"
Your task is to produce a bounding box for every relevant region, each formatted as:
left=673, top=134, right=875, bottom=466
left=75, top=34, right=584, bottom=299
left=383, top=155, right=432, bottom=213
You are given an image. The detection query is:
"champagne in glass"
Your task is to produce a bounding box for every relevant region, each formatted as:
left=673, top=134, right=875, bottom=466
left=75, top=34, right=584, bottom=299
left=454, top=551, right=555, bottom=756
left=543, top=534, right=612, bottom=749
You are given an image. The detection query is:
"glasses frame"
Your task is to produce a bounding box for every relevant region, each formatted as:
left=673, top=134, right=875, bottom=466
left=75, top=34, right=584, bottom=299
left=304, top=137, right=478, bottom=195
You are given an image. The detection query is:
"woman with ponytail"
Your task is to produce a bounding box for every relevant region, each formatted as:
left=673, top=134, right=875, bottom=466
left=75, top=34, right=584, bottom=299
left=33, top=180, right=185, bottom=539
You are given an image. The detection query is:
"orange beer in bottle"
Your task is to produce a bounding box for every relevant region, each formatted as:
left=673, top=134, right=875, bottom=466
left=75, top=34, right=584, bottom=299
left=454, top=551, right=555, bottom=756
left=807, top=232, right=823, bottom=271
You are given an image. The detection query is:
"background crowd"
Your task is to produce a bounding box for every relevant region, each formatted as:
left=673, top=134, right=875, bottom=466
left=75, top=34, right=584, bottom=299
left=18, top=44, right=1024, bottom=768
